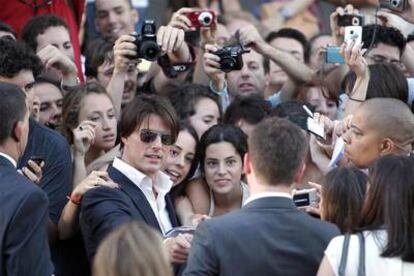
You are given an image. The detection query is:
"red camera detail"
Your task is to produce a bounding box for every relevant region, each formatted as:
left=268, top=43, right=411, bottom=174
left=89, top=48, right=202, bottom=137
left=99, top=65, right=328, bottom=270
left=187, top=10, right=216, bottom=28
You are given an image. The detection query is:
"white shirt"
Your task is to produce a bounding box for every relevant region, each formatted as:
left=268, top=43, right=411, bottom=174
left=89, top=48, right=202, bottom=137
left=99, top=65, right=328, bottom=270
left=325, top=230, right=414, bottom=276
left=0, top=152, right=17, bottom=168
left=243, top=191, right=292, bottom=206
left=112, top=158, right=173, bottom=234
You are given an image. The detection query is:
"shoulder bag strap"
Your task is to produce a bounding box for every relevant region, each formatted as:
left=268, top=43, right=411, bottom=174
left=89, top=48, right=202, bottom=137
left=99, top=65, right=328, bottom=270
left=357, top=232, right=366, bottom=276
left=338, top=234, right=351, bottom=276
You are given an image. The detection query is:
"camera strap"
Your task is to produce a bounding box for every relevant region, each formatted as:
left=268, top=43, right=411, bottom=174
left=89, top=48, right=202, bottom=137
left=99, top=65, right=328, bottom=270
left=157, top=46, right=196, bottom=78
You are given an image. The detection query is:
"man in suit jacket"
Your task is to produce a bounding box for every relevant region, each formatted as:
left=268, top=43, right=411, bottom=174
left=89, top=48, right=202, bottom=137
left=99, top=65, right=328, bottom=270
left=81, top=94, right=192, bottom=264
left=0, top=37, right=72, bottom=242
left=0, top=82, right=53, bottom=275
left=184, top=117, right=340, bottom=276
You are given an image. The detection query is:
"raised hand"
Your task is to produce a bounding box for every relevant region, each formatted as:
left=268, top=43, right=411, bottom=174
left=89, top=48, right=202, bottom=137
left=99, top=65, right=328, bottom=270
left=73, top=120, right=97, bottom=156
left=37, top=44, right=77, bottom=77
left=203, top=44, right=226, bottom=90
left=72, top=170, right=119, bottom=199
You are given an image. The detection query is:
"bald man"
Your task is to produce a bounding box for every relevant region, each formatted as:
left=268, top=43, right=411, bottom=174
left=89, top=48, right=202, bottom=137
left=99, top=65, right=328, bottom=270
left=343, top=98, right=414, bottom=168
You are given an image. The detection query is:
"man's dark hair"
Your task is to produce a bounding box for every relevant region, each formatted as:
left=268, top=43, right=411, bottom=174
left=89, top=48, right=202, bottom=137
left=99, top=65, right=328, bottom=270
left=362, top=25, right=406, bottom=56
left=0, top=82, right=27, bottom=144
left=0, top=20, right=16, bottom=39
left=85, top=38, right=115, bottom=78
left=223, top=95, right=271, bottom=126
left=266, top=28, right=310, bottom=63
left=21, top=14, right=69, bottom=52
left=361, top=155, right=414, bottom=262
left=342, top=63, right=408, bottom=103
left=249, top=117, right=307, bottom=185
left=120, top=94, right=180, bottom=146
left=407, top=34, right=414, bottom=43
left=168, top=83, right=221, bottom=120
left=271, top=100, right=314, bottom=132
left=0, top=38, right=43, bottom=78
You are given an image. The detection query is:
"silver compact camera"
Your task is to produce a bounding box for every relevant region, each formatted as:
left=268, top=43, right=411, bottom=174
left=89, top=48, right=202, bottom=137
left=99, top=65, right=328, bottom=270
left=292, top=188, right=318, bottom=208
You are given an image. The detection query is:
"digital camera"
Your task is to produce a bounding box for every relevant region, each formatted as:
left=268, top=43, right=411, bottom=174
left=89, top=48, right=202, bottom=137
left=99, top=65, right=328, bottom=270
left=337, top=14, right=364, bottom=27
left=187, top=10, right=216, bottom=28
left=379, top=0, right=407, bottom=12
left=130, top=20, right=160, bottom=61
left=214, top=44, right=250, bottom=72
left=293, top=188, right=318, bottom=208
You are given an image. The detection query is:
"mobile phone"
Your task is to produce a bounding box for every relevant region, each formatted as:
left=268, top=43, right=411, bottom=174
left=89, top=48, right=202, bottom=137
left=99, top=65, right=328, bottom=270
left=379, top=0, right=407, bottom=12
left=293, top=188, right=319, bottom=208
left=344, top=26, right=362, bottom=45
left=307, top=117, right=326, bottom=141
left=325, top=46, right=345, bottom=64
left=337, top=14, right=364, bottom=27
left=30, top=156, right=44, bottom=166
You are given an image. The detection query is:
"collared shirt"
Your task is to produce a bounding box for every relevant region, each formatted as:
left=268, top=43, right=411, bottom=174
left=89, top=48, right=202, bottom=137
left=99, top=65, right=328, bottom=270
left=243, top=191, right=292, bottom=206
left=112, top=157, right=173, bottom=234
left=0, top=152, right=17, bottom=168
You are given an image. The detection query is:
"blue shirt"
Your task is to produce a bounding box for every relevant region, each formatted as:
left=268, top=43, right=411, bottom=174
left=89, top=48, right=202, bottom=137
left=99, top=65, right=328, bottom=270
left=18, top=119, right=72, bottom=225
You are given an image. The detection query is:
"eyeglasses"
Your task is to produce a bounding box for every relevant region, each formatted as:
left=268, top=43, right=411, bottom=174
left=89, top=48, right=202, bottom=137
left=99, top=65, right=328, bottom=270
left=140, top=129, right=174, bottom=146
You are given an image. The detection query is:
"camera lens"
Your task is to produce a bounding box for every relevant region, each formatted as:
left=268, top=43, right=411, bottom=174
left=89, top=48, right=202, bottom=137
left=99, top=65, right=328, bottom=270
left=352, top=17, right=359, bottom=26
left=220, top=57, right=236, bottom=73
left=392, top=0, right=399, bottom=7
left=198, top=12, right=213, bottom=26
left=140, top=42, right=160, bottom=61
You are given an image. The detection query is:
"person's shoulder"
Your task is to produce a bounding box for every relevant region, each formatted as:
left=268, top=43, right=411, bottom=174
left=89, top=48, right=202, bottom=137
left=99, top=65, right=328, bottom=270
left=1, top=171, right=47, bottom=203
left=200, top=208, right=246, bottom=232
left=82, top=186, right=127, bottom=209
left=298, top=212, right=340, bottom=236
left=30, top=119, right=69, bottom=148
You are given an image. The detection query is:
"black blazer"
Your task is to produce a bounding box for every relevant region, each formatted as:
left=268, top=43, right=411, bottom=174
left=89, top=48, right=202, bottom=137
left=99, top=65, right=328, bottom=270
left=0, top=155, right=53, bottom=275
left=184, top=196, right=340, bottom=276
left=80, top=165, right=179, bottom=261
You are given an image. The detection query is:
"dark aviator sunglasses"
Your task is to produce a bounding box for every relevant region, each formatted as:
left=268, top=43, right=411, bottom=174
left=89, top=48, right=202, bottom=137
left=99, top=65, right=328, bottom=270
left=140, top=129, right=174, bottom=146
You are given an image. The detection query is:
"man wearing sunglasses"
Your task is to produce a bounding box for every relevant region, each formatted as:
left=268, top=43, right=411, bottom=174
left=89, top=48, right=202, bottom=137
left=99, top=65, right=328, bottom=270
left=80, top=94, right=191, bottom=265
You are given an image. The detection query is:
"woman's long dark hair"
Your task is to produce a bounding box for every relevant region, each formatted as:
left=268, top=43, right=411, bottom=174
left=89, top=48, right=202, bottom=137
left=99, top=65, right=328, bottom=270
left=360, top=155, right=414, bottom=262
left=170, top=121, right=200, bottom=199
left=322, top=166, right=368, bottom=233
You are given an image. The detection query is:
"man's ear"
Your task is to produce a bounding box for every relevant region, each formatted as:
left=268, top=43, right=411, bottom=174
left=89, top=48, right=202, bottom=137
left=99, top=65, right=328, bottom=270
left=380, top=138, right=395, bottom=155
left=243, top=152, right=252, bottom=176
left=293, top=162, right=306, bottom=185
left=11, top=121, right=22, bottom=142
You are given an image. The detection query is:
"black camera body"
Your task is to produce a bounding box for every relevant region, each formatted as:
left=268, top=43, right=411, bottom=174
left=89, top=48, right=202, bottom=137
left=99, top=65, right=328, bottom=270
left=337, top=14, right=364, bottom=27
left=214, top=44, right=250, bottom=73
left=130, top=20, right=160, bottom=61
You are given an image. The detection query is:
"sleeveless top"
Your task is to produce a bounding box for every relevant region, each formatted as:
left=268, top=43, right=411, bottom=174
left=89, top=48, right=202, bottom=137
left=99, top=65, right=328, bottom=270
left=208, top=182, right=250, bottom=217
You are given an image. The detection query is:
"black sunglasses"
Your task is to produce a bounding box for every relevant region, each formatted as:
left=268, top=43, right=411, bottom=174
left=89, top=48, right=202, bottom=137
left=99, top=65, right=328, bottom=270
left=140, top=129, right=174, bottom=146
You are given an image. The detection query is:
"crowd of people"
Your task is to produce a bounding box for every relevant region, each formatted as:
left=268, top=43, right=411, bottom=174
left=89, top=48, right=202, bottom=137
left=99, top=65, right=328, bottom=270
left=1, top=0, right=414, bottom=275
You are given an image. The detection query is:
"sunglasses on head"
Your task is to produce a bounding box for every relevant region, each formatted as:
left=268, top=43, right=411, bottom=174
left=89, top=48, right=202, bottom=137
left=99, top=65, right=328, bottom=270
left=140, top=129, right=174, bottom=146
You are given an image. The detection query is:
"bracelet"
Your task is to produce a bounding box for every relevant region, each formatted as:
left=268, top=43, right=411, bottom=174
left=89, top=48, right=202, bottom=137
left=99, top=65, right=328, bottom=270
left=67, top=193, right=82, bottom=205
